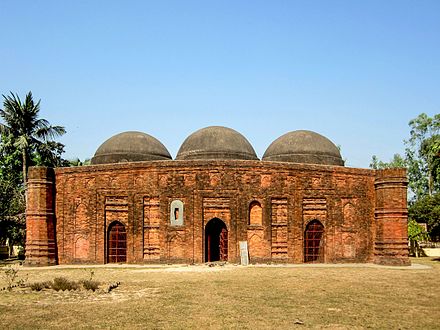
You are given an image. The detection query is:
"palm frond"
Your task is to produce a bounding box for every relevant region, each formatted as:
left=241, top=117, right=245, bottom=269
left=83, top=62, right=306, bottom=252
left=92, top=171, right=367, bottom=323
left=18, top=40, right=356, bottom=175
left=35, top=124, right=66, bottom=141
left=1, top=91, right=67, bottom=176
left=0, top=123, right=11, bottom=135
left=13, top=135, right=30, bottom=149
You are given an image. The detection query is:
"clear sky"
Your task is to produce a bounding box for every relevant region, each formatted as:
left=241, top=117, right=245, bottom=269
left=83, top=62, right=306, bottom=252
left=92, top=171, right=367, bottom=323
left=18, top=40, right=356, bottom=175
left=1, top=1, right=439, bottom=168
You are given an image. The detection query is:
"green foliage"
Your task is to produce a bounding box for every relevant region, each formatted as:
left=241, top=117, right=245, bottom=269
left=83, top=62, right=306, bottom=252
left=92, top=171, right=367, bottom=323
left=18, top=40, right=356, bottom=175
left=408, top=214, right=431, bottom=257
left=68, top=158, right=91, bottom=166
left=408, top=193, right=440, bottom=239
left=407, top=219, right=429, bottom=242
left=0, top=134, right=22, bottom=185
left=0, top=178, right=25, bottom=249
left=33, top=141, right=70, bottom=167
left=0, top=179, right=25, bottom=221
left=0, top=91, right=67, bottom=183
left=405, top=113, right=440, bottom=197
left=370, top=154, right=407, bottom=170
left=0, top=91, right=68, bottom=249
left=371, top=113, right=440, bottom=240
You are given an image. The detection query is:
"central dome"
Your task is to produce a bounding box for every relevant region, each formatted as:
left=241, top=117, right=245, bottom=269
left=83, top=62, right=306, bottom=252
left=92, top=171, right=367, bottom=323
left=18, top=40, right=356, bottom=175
left=176, top=126, right=258, bottom=160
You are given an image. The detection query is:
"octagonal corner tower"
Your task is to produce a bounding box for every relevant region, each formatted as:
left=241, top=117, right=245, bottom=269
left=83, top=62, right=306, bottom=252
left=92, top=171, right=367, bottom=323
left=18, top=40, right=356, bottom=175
left=91, top=131, right=172, bottom=164
left=176, top=126, right=258, bottom=160
left=262, top=130, right=344, bottom=166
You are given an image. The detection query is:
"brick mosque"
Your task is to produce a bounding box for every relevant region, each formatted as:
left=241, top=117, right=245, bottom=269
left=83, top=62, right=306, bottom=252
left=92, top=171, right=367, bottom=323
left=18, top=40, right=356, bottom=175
left=25, top=126, right=410, bottom=266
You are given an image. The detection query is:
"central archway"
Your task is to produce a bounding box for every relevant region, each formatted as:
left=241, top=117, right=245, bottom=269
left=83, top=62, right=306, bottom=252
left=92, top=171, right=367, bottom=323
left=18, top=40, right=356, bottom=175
left=205, top=218, right=228, bottom=262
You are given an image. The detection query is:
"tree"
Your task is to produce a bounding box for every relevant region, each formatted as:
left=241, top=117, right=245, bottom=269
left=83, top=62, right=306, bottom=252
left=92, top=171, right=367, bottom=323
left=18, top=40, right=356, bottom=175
left=0, top=133, right=23, bottom=185
left=0, top=92, right=68, bottom=255
left=408, top=193, right=440, bottom=240
left=68, top=157, right=91, bottom=166
left=370, top=153, right=406, bottom=170
left=33, top=141, right=70, bottom=168
left=405, top=113, right=440, bottom=197
left=407, top=219, right=430, bottom=257
left=0, top=178, right=25, bottom=257
left=371, top=113, right=440, bottom=240
left=0, top=92, right=66, bottom=184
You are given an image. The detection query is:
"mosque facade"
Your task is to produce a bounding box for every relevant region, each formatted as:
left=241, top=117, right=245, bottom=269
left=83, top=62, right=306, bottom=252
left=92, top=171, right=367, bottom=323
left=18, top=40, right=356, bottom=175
left=25, top=127, right=410, bottom=266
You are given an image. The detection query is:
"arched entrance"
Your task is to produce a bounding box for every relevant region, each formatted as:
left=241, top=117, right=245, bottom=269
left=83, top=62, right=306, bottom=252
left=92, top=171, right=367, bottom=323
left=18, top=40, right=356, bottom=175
left=107, top=221, right=127, bottom=263
left=304, top=220, right=324, bottom=263
left=205, top=218, right=228, bottom=262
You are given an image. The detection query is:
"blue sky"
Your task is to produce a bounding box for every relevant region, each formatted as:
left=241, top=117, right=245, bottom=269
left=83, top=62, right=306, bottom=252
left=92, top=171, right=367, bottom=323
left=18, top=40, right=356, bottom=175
left=1, top=1, right=439, bottom=168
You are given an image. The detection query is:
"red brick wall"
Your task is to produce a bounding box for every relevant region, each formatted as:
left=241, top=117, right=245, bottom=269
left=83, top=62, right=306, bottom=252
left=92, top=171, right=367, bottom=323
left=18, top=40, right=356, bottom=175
left=26, top=160, right=409, bottom=266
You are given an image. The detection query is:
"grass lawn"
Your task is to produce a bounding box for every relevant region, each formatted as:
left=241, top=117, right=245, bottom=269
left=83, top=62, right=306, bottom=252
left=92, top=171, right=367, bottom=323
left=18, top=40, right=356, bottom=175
left=0, top=258, right=439, bottom=329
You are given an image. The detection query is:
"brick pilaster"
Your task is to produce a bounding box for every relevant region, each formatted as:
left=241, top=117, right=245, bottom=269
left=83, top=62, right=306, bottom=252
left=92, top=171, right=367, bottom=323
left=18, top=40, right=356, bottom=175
left=374, top=169, right=410, bottom=266
left=25, top=167, right=57, bottom=266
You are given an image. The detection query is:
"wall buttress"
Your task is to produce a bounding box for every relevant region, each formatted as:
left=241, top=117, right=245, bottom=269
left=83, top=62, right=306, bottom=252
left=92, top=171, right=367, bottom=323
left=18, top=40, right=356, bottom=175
left=374, top=169, right=410, bottom=266
left=25, top=167, right=57, bottom=266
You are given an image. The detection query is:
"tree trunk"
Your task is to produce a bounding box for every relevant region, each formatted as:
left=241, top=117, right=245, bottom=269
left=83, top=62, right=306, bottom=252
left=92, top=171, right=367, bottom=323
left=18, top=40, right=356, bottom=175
left=428, top=172, right=433, bottom=196
left=410, top=239, right=418, bottom=257
left=7, top=239, right=13, bottom=258
left=22, top=148, right=27, bottom=186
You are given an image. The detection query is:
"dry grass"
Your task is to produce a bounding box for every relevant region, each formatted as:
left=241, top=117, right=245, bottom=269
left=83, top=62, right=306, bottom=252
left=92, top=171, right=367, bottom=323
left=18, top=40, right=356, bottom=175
left=0, top=258, right=439, bottom=329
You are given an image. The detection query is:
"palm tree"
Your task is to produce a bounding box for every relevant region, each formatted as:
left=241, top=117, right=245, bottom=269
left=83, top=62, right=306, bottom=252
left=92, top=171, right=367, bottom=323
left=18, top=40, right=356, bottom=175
left=0, top=91, right=66, bottom=184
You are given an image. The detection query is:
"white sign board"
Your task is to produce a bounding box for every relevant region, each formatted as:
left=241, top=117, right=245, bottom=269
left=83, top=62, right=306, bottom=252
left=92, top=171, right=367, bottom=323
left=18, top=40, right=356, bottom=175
left=239, top=241, right=249, bottom=266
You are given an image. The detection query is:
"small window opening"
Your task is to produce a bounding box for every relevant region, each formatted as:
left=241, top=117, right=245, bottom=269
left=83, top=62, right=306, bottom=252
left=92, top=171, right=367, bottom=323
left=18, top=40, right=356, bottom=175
left=170, top=200, right=184, bottom=226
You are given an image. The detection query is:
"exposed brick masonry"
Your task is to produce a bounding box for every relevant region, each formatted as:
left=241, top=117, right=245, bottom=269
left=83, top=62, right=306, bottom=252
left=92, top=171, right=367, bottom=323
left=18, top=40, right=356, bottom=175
left=25, top=160, right=410, bottom=266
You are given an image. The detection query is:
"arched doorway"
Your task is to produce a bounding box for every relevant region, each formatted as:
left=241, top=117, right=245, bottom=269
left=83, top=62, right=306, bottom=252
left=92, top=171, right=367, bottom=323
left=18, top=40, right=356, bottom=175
left=304, top=220, right=324, bottom=263
left=205, top=218, right=228, bottom=262
left=107, top=221, right=127, bottom=263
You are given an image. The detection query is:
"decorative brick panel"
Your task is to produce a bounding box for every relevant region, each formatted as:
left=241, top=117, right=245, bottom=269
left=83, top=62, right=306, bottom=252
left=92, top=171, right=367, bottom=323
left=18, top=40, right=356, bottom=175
left=271, top=198, right=288, bottom=259
left=143, top=197, right=161, bottom=260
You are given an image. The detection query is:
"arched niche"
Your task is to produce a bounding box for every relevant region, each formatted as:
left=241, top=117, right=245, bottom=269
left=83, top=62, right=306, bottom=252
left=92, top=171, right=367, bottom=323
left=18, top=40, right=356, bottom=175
left=343, top=203, right=356, bottom=227
left=249, top=201, right=263, bottom=226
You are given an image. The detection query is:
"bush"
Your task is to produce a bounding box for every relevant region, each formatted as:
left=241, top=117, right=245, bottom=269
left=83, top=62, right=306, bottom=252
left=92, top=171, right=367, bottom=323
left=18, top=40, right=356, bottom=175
left=81, top=279, right=100, bottom=292
left=17, top=247, right=25, bottom=260
left=30, top=278, right=101, bottom=292
left=30, top=281, right=52, bottom=291
left=51, top=277, right=79, bottom=291
left=28, top=275, right=101, bottom=292
left=1, top=265, right=19, bottom=291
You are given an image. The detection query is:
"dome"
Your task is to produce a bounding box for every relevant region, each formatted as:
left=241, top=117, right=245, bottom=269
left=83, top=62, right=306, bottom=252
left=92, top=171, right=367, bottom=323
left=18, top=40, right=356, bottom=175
left=176, top=126, right=258, bottom=160
left=91, top=131, right=172, bottom=165
left=262, top=130, right=344, bottom=166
